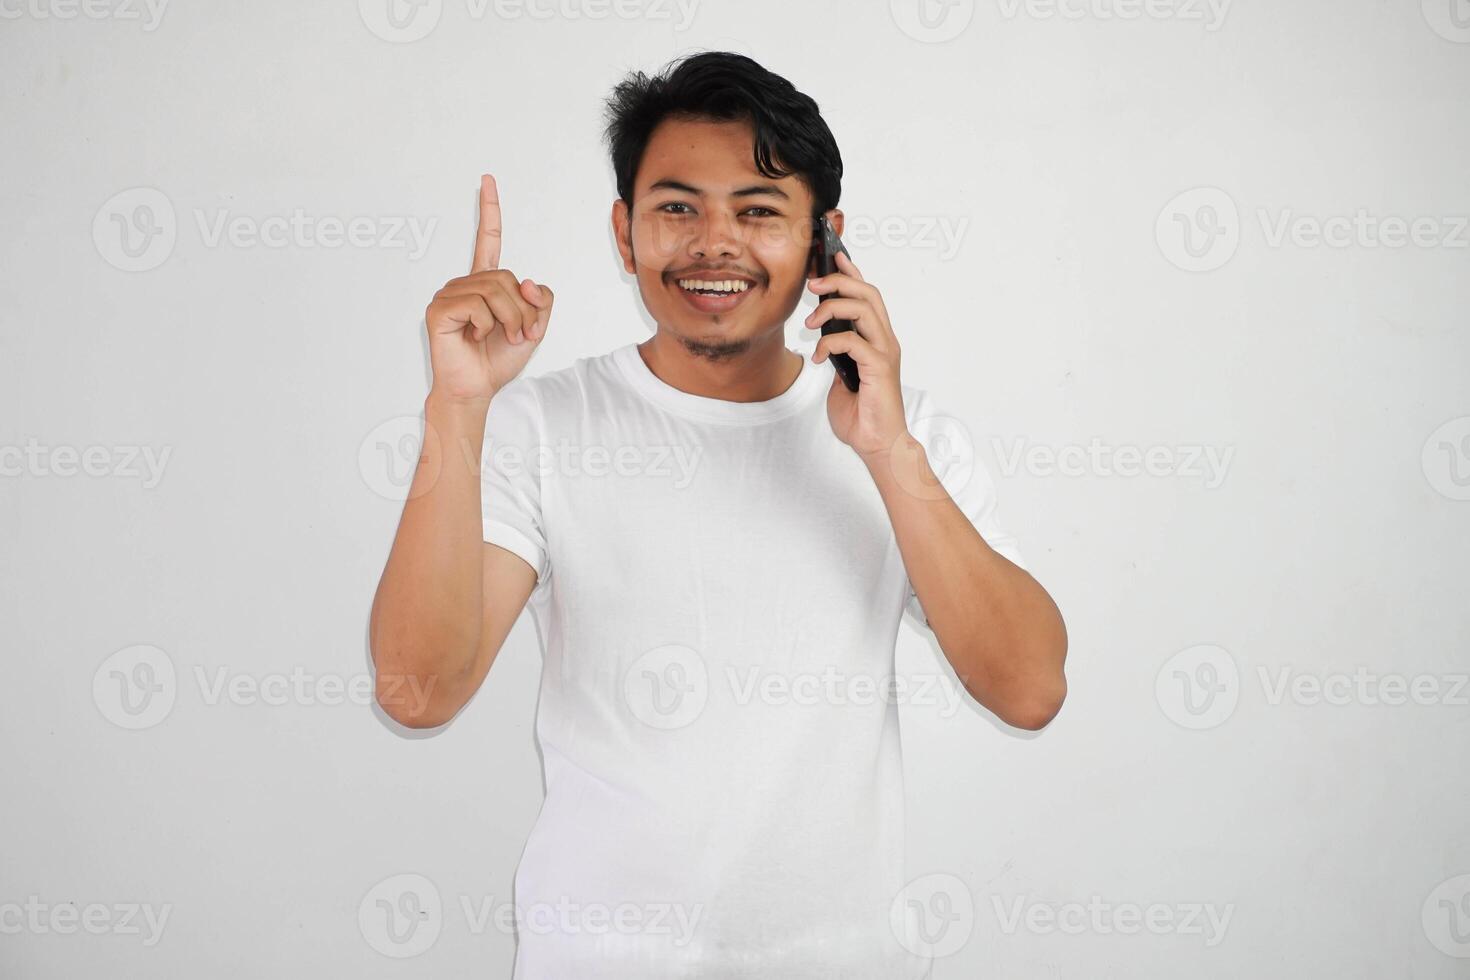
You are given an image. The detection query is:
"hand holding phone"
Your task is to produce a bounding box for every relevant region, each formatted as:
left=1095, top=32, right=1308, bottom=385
left=810, top=215, right=861, bottom=392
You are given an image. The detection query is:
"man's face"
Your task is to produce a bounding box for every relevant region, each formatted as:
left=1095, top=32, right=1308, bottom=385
left=613, top=116, right=841, bottom=360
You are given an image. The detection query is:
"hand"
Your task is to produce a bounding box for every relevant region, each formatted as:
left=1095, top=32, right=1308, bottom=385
left=804, top=250, right=910, bottom=458
left=424, top=174, right=555, bottom=404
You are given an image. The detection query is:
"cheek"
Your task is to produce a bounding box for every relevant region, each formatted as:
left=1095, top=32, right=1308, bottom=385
left=750, top=226, right=810, bottom=284
left=632, top=215, right=685, bottom=266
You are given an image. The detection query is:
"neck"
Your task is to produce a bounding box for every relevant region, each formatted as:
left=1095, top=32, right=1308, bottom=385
left=636, top=329, right=804, bottom=402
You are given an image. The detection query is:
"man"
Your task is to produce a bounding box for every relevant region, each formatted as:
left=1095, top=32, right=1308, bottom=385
left=370, top=51, right=1067, bottom=979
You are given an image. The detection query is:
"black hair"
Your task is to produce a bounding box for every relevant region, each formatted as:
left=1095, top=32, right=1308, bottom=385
left=601, top=51, right=843, bottom=219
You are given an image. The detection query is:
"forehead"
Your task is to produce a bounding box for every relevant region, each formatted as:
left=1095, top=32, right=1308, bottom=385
left=635, top=116, right=811, bottom=204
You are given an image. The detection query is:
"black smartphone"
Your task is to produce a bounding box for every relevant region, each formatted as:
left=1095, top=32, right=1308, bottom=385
left=810, top=215, right=861, bottom=392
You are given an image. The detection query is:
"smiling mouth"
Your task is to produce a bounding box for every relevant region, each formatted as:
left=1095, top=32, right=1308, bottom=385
left=676, top=276, right=753, bottom=294
left=672, top=277, right=756, bottom=314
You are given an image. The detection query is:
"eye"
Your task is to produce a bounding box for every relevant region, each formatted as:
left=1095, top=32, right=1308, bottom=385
left=655, top=202, right=778, bottom=217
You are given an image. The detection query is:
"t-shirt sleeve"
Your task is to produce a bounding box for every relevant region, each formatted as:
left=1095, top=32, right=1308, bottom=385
left=901, top=388, right=1026, bottom=630
left=480, top=377, right=551, bottom=587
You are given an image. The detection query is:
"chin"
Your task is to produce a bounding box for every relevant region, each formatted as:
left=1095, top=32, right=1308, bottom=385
left=662, top=320, right=760, bottom=360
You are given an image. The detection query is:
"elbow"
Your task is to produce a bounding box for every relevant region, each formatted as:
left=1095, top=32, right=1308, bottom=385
left=378, top=693, right=449, bottom=729
left=997, top=674, right=1067, bottom=731
left=372, top=655, right=455, bottom=729
left=959, top=632, right=1069, bottom=731
left=1003, top=695, right=1064, bottom=731
left=1005, top=620, right=1069, bottom=730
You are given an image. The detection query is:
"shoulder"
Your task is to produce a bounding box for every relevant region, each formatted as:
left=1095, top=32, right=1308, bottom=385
left=489, top=345, right=626, bottom=426
left=899, top=381, right=933, bottom=418
left=898, top=381, right=954, bottom=439
left=896, top=380, right=995, bottom=489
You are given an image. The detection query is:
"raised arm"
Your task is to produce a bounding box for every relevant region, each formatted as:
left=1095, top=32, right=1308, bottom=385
left=369, top=174, right=555, bottom=728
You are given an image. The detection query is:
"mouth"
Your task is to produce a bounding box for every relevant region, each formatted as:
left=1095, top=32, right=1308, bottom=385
left=671, top=275, right=756, bottom=315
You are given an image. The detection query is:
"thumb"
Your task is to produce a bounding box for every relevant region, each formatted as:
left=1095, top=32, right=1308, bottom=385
left=521, top=278, right=553, bottom=309
left=521, top=278, right=553, bottom=339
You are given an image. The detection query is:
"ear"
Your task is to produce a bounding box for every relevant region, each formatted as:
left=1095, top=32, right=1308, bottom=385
left=805, top=216, right=818, bottom=279
left=612, top=198, right=635, bottom=274
left=827, top=209, right=844, bottom=240
left=805, top=209, right=845, bottom=279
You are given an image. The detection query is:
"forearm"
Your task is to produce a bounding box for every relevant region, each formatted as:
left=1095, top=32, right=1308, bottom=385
left=368, top=389, right=491, bottom=717
left=862, top=434, right=1068, bottom=729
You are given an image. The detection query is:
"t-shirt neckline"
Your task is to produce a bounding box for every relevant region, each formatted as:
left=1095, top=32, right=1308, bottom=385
left=613, top=341, right=829, bottom=424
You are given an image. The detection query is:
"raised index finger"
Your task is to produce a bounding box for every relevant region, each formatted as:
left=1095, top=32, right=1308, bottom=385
left=471, top=173, right=502, bottom=273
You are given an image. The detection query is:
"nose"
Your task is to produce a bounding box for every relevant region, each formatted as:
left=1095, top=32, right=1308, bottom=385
left=689, top=208, right=739, bottom=260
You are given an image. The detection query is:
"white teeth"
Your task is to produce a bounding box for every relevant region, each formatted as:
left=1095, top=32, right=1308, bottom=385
left=678, top=279, right=750, bottom=294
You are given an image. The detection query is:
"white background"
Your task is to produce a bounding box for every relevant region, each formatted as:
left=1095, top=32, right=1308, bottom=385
left=2, top=0, right=1468, bottom=976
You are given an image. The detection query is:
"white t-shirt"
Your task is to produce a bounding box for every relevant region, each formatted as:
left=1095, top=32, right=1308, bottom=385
left=480, top=340, right=1025, bottom=979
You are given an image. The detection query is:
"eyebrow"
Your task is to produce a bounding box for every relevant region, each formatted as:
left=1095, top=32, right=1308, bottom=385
left=646, top=178, right=791, bottom=201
